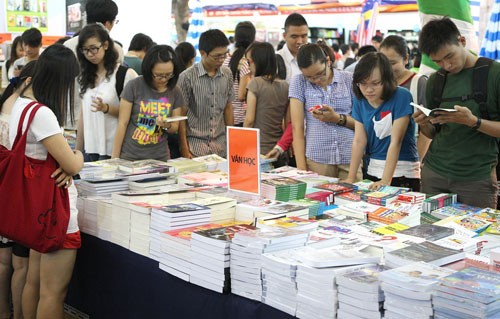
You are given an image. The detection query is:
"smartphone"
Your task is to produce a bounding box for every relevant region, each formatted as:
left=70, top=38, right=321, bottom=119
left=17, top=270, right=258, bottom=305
left=308, top=105, right=324, bottom=113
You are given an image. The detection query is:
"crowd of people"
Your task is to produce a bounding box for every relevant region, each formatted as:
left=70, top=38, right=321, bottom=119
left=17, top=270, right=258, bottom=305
left=0, top=0, right=500, bottom=318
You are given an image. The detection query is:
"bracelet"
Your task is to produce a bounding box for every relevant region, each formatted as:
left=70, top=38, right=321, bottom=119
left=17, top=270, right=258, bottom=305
left=103, top=104, right=110, bottom=114
left=337, top=114, right=347, bottom=126
left=471, top=116, right=481, bottom=130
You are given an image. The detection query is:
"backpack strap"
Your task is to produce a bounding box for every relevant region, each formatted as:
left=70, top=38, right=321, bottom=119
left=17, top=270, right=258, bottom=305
left=409, top=73, right=422, bottom=105
left=431, top=68, right=448, bottom=109
left=115, top=65, right=129, bottom=98
left=472, top=57, right=492, bottom=120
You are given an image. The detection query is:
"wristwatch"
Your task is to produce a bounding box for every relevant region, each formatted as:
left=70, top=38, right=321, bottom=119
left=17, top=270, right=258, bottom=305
left=471, top=116, right=482, bottom=130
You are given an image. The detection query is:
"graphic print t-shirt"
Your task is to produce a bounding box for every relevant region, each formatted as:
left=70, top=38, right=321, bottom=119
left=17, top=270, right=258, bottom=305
left=120, top=77, right=184, bottom=161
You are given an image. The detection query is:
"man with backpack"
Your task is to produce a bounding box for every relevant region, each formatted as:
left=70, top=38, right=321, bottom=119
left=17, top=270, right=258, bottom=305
left=414, top=17, right=500, bottom=208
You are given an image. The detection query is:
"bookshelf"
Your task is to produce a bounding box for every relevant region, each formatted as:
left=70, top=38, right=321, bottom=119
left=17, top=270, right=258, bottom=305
left=309, top=27, right=344, bottom=46
left=386, top=29, right=419, bottom=51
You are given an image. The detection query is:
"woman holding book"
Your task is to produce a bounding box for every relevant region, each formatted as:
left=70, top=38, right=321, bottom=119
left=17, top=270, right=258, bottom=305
left=112, top=45, right=185, bottom=161
left=344, top=52, right=420, bottom=191
left=243, top=42, right=289, bottom=156
left=379, top=35, right=431, bottom=161
left=75, top=23, right=137, bottom=162
left=8, top=44, right=84, bottom=319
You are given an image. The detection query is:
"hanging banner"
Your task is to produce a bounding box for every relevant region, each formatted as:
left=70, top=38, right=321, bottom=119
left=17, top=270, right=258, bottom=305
left=227, top=127, right=261, bottom=195
left=6, top=0, right=48, bottom=32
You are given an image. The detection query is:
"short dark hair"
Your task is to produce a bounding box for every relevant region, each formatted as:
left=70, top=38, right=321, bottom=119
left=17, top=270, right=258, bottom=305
left=142, top=45, right=180, bottom=90
left=249, top=42, right=277, bottom=81
left=357, top=45, right=377, bottom=58
left=350, top=42, right=359, bottom=51
left=77, top=24, right=118, bottom=95
left=86, top=0, right=118, bottom=24
left=128, top=33, right=154, bottom=52
left=297, top=43, right=328, bottom=69
left=175, top=42, right=196, bottom=72
left=26, top=45, right=80, bottom=126
left=21, top=28, right=42, bottom=47
left=340, top=44, right=350, bottom=55
left=380, top=35, right=408, bottom=60
left=371, top=35, right=383, bottom=43
left=352, top=52, right=396, bottom=101
left=419, top=16, right=461, bottom=55
left=198, top=29, right=229, bottom=54
left=284, top=13, right=308, bottom=31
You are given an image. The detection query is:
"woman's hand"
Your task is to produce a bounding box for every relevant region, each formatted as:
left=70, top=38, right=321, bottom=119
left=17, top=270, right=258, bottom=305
left=156, top=116, right=171, bottom=130
left=311, top=105, right=340, bottom=123
left=51, top=167, right=73, bottom=188
left=368, top=180, right=389, bottom=191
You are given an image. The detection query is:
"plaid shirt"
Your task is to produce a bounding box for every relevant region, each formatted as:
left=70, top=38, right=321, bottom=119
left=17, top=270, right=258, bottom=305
left=289, top=69, right=355, bottom=165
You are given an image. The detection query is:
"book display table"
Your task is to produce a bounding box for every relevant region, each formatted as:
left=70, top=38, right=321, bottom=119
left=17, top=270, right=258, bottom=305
left=66, top=233, right=294, bottom=319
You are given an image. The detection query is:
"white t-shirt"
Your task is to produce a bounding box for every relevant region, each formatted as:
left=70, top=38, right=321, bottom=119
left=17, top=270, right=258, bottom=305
left=1, top=60, right=15, bottom=89
left=78, top=65, right=137, bottom=156
left=9, top=97, right=79, bottom=234
left=277, top=45, right=301, bottom=84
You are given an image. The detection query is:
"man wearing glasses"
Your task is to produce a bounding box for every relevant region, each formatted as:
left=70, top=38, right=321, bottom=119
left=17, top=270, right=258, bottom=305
left=177, top=29, right=234, bottom=158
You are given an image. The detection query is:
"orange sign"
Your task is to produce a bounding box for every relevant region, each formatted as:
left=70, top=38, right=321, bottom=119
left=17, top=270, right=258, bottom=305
left=0, top=34, right=12, bottom=43
left=227, top=127, right=260, bottom=195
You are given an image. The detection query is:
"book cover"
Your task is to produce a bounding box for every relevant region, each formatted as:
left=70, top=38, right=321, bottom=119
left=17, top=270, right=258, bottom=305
left=316, top=182, right=355, bottom=195
left=399, top=224, right=455, bottom=241
left=385, top=241, right=465, bottom=267
left=438, top=267, right=500, bottom=303
left=379, top=261, right=455, bottom=291
left=191, top=224, right=256, bottom=247
left=158, top=203, right=210, bottom=214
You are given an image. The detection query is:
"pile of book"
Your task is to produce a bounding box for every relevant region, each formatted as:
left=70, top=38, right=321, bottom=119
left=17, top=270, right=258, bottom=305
left=384, top=241, right=465, bottom=268
left=189, top=224, right=255, bottom=293
left=77, top=177, right=129, bottom=197
left=235, top=199, right=309, bottom=222
left=191, top=196, right=236, bottom=224
left=192, top=154, right=228, bottom=172
left=431, top=202, right=481, bottom=220
left=78, top=158, right=128, bottom=180
left=379, top=262, right=455, bottom=319
left=149, top=203, right=211, bottom=260
left=397, top=191, right=426, bottom=204
left=288, top=198, right=321, bottom=218
left=433, top=267, right=500, bottom=318
left=118, top=159, right=175, bottom=175
left=127, top=173, right=177, bottom=191
left=422, top=193, right=457, bottom=213
left=230, top=227, right=308, bottom=301
left=336, top=264, right=385, bottom=319
left=165, top=157, right=207, bottom=173
left=177, top=171, right=228, bottom=187
left=261, top=177, right=307, bottom=201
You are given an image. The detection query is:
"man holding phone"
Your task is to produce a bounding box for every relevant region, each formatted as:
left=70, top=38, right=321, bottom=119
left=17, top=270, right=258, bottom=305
left=12, top=28, right=42, bottom=78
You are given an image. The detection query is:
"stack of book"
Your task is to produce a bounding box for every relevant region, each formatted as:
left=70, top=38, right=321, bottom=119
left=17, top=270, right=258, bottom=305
left=78, top=196, right=104, bottom=236
left=334, top=189, right=370, bottom=206
left=473, top=207, right=500, bottom=235
left=127, top=173, right=177, bottom=191
left=96, top=198, right=113, bottom=241
left=77, top=177, right=129, bottom=197
left=304, top=188, right=334, bottom=206
left=379, top=262, right=455, bottom=319
left=422, top=193, right=457, bottom=213
left=166, top=157, right=207, bottom=173
left=177, top=171, right=228, bottom=187
left=334, top=202, right=389, bottom=222
left=260, top=156, right=276, bottom=172
left=192, top=154, right=228, bottom=172
left=191, top=196, right=236, bottom=223
left=295, top=263, right=370, bottom=319
left=261, top=249, right=300, bottom=316
left=361, top=192, right=398, bottom=207
left=230, top=228, right=308, bottom=301
left=118, top=159, right=174, bottom=175
left=336, top=265, right=385, bottom=319
left=158, top=223, right=223, bottom=281
left=149, top=203, right=211, bottom=260
left=288, top=198, right=321, bottom=218
left=295, top=242, right=382, bottom=268
left=256, top=215, right=318, bottom=232
left=189, top=224, right=255, bottom=293
left=235, top=198, right=284, bottom=222
left=79, top=158, right=128, bottom=180
left=266, top=166, right=319, bottom=180
left=316, top=182, right=357, bottom=197
left=397, top=224, right=455, bottom=242
left=431, top=202, right=481, bottom=220
left=384, top=241, right=465, bottom=268
left=397, top=191, right=426, bottom=204
left=261, top=177, right=307, bottom=201
left=433, top=267, right=500, bottom=318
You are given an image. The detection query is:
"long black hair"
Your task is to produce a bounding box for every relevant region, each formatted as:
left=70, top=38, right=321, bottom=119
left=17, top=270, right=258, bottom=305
left=249, top=42, right=277, bottom=82
left=175, top=42, right=196, bottom=73
left=77, top=23, right=118, bottom=96
left=22, top=45, right=80, bottom=126
left=8, top=36, right=23, bottom=68
left=229, top=21, right=256, bottom=81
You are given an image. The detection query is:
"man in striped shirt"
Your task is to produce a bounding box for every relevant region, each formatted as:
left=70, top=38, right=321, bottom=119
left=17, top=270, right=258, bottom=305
left=178, top=29, right=234, bottom=158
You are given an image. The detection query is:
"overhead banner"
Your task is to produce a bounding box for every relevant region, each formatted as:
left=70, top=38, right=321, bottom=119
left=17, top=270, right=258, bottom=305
left=227, top=127, right=260, bottom=195
left=66, top=0, right=87, bottom=36
left=6, top=0, right=48, bottom=32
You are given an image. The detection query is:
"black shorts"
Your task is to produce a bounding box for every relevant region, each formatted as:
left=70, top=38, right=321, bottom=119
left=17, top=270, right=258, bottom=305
left=12, top=243, right=29, bottom=258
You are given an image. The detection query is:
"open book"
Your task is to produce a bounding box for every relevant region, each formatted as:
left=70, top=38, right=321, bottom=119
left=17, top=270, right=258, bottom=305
left=411, top=102, right=457, bottom=117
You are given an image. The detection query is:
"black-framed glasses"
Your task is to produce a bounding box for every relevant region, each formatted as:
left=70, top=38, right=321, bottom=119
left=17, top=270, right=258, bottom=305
left=304, top=62, right=327, bottom=81
left=209, top=50, right=229, bottom=61
left=152, top=72, right=174, bottom=80
left=80, top=44, right=103, bottom=56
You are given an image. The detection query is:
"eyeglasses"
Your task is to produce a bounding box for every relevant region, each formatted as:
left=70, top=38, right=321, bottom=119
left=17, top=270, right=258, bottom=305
left=209, top=51, right=229, bottom=61
left=80, top=44, right=103, bottom=56
left=152, top=73, right=174, bottom=80
left=357, top=81, right=383, bottom=90
left=304, top=62, right=328, bottom=82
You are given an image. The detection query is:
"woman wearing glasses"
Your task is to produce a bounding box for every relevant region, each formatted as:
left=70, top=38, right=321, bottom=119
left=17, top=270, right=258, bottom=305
left=75, top=23, right=137, bottom=161
left=344, top=52, right=420, bottom=191
left=289, top=43, right=359, bottom=179
left=112, top=45, right=185, bottom=161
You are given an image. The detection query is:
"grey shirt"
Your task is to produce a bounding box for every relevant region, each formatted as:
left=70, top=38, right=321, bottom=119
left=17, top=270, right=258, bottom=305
left=178, top=62, right=234, bottom=158
left=120, top=76, right=184, bottom=161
